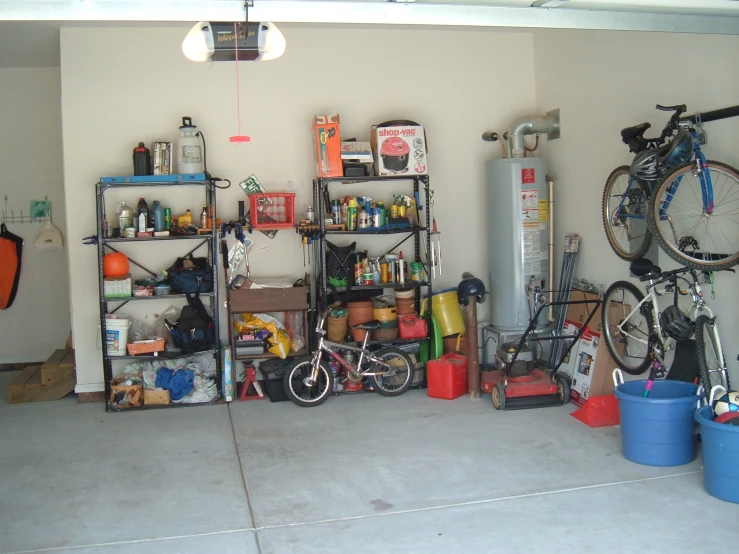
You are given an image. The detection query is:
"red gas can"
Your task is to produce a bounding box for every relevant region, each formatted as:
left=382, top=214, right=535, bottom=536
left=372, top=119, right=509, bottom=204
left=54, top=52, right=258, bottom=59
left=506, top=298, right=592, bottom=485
left=427, top=353, right=468, bottom=400
left=398, top=315, right=428, bottom=340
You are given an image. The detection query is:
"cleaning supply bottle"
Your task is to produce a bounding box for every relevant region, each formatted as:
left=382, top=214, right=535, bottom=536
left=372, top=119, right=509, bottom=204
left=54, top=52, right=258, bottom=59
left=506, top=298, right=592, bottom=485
left=347, top=198, right=358, bottom=231
left=178, top=209, right=193, bottom=228
left=176, top=117, right=204, bottom=174
left=398, top=251, right=405, bottom=284
left=136, top=198, right=149, bottom=233
left=152, top=201, right=165, bottom=232
left=200, top=206, right=208, bottom=228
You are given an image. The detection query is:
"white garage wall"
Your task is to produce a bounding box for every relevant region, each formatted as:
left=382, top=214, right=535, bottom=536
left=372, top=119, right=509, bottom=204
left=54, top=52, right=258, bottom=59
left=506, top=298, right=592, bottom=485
left=61, top=25, right=537, bottom=392
left=0, top=68, right=71, bottom=363
left=532, top=29, right=739, bottom=382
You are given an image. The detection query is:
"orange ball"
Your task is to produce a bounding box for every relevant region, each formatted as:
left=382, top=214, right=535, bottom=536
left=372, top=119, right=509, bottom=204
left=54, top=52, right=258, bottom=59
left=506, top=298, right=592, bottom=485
left=103, top=252, right=129, bottom=277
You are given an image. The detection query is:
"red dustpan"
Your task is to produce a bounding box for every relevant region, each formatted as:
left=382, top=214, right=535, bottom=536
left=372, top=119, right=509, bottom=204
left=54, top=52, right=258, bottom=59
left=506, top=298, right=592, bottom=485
left=571, top=395, right=620, bottom=427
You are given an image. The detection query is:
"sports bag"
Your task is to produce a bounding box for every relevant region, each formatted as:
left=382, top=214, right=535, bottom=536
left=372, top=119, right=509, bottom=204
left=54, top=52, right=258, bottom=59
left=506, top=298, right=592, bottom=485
left=170, top=294, right=215, bottom=354
left=166, top=254, right=213, bottom=294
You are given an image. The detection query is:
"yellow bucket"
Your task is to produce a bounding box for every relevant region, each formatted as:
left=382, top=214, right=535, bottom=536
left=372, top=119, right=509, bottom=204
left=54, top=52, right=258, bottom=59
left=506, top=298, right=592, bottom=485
left=423, top=289, right=465, bottom=338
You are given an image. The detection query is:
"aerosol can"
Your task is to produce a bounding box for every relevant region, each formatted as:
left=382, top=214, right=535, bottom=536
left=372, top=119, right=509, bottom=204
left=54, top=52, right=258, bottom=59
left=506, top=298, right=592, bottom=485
left=176, top=117, right=204, bottom=174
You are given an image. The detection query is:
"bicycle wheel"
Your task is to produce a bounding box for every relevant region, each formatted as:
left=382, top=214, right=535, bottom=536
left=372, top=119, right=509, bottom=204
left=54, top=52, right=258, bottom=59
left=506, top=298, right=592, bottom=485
left=602, top=281, right=653, bottom=375
left=283, top=359, right=333, bottom=407
left=695, top=315, right=730, bottom=399
left=369, top=348, right=414, bottom=397
left=602, top=166, right=653, bottom=261
left=647, top=160, right=739, bottom=270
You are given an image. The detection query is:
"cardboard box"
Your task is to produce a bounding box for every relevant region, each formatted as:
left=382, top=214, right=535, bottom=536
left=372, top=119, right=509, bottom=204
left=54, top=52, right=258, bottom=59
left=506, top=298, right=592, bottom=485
left=569, top=325, right=620, bottom=406
left=144, top=389, right=170, bottom=405
left=565, top=290, right=602, bottom=332
left=555, top=320, right=582, bottom=380
left=312, top=115, right=342, bottom=177
left=341, top=141, right=372, bottom=162
left=554, top=291, right=624, bottom=406
left=371, top=123, right=428, bottom=176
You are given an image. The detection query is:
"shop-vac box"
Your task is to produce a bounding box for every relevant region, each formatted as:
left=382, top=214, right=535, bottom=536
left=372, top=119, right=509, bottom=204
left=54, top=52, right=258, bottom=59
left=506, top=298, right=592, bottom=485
left=371, top=124, right=428, bottom=176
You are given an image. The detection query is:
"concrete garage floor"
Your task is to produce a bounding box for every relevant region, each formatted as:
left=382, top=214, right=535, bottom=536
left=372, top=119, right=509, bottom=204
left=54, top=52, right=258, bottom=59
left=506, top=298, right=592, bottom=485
left=1, top=370, right=738, bottom=554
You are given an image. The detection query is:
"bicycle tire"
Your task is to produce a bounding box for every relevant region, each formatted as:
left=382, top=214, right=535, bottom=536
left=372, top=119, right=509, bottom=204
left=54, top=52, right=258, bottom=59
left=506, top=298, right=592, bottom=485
left=647, top=160, right=739, bottom=270
left=369, top=348, right=414, bottom=397
left=695, top=315, right=730, bottom=400
left=283, top=360, right=333, bottom=408
left=602, top=165, right=653, bottom=261
left=602, top=281, right=653, bottom=375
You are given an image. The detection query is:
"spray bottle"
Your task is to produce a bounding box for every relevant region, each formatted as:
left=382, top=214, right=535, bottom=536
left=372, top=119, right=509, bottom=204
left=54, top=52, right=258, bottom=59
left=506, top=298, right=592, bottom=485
left=177, top=117, right=204, bottom=174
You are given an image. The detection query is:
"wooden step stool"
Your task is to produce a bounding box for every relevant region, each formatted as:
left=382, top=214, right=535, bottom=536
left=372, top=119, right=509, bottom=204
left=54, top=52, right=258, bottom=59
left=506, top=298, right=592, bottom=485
left=7, top=349, right=76, bottom=404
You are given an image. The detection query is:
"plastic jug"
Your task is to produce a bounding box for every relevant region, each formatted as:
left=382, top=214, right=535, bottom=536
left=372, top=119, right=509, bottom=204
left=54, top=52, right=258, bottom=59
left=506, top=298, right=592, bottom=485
left=117, top=201, right=133, bottom=231
left=176, top=117, right=204, bottom=174
left=152, top=201, right=165, bottom=232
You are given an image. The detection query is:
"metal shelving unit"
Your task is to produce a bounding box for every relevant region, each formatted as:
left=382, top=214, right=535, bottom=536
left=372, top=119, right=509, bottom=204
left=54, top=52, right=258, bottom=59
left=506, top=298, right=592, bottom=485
left=312, top=175, right=433, bottom=344
left=95, top=174, right=221, bottom=412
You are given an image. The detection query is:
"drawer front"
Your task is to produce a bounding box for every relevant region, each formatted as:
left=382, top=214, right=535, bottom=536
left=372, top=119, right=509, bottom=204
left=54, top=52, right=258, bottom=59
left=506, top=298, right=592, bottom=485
left=229, top=287, right=308, bottom=312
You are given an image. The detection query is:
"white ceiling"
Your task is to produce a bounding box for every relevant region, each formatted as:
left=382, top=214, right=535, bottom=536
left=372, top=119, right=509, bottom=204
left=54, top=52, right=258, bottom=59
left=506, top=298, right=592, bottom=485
left=1, top=0, right=739, bottom=68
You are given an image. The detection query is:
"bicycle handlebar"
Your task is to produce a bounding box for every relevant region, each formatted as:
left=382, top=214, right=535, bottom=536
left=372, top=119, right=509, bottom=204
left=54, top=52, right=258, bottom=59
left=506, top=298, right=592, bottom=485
left=651, top=104, right=686, bottom=145
left=640, top=265, right=735, bottom=284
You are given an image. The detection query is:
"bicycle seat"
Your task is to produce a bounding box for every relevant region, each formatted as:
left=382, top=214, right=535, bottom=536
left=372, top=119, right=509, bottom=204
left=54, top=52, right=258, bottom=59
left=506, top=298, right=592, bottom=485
left=620, top=122, right=651, bottom=141
left=352, top=320, right=381, bottom=331
left=630, top=257, right=661, bottom=278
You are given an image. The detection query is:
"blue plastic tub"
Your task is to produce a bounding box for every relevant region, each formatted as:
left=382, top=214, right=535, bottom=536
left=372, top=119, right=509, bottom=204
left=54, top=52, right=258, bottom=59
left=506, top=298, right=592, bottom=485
left=613, top=380, right=700, bottom=466
left=695, top=406, right=739, bottom=503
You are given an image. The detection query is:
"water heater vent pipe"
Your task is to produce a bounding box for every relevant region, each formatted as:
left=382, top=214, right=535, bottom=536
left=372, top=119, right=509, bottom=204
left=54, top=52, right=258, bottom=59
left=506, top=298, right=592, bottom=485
left=508, top=115, right=559, bottom=158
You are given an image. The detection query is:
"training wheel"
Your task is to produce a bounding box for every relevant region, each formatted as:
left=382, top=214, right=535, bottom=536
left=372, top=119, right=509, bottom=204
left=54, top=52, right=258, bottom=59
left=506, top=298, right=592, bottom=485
left=492, top=383, right=506, bottom=410
left=557, top=376, right=571, bottom=405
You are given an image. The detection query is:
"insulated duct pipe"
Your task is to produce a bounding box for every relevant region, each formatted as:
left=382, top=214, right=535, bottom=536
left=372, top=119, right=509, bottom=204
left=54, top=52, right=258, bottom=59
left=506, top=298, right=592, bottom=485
left=508, top=115, right=559, bottom=158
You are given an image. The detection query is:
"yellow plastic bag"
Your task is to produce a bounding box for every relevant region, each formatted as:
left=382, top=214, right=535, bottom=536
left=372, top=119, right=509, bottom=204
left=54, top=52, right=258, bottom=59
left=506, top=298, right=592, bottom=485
left=234, top=313, right=290, bottom=358
left=267, top=327, right=291, bottom=359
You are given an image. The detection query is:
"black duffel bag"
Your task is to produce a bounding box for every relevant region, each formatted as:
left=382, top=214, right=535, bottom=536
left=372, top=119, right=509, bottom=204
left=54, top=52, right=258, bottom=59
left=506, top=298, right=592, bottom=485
left=166, top=254, right=214, bottom=294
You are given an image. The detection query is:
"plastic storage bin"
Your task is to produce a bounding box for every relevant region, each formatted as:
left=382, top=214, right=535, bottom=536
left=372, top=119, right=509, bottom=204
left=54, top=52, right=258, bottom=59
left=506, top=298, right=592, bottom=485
left=613, top=378, right=700, bottom=466
left=249, top=193, right=295, bottom=229
left=427, top=353, right=468, bottom=399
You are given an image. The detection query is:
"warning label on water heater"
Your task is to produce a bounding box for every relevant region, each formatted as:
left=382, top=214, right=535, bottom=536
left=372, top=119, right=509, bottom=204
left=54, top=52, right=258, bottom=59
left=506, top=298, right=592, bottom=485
left=522, top=168, right=536, bottom=184
left=521, top=189, right=538, bottom=208
left=522, top=231, right=542, bottom=275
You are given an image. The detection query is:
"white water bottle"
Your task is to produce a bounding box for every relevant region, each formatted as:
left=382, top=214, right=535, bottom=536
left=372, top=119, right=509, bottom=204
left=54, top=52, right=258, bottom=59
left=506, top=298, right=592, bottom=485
left=177, top=117, right=204, bottom=174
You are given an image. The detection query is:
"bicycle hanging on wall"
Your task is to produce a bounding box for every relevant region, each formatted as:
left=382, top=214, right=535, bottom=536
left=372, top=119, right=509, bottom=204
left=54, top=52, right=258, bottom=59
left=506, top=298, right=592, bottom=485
left=601, top=257, right=731, bottom=398
left=602, top=103, right=739, bottom=270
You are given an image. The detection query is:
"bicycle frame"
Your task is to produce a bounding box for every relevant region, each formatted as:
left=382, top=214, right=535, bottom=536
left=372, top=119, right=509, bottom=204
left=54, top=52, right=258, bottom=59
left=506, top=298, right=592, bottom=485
left=309, top=315, right=392, bottom=383
left=616, top=272, right=714, bottom=355
left=658, top=130, right=713, bottom=222
left=615, top=128, right=711, bottom=224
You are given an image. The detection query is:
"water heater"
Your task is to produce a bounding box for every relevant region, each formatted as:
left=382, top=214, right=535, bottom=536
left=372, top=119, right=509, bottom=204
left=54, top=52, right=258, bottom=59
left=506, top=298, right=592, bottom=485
left=486, top=157, right=549, bottom=331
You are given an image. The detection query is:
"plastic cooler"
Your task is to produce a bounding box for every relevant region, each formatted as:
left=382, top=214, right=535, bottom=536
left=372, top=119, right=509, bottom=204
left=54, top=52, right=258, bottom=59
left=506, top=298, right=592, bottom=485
left=427, top=352, right=468, bottom=400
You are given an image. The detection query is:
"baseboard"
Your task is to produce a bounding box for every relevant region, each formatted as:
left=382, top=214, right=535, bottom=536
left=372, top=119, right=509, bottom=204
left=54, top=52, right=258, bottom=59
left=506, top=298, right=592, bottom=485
left=75, top=383, right=104, bottom=394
